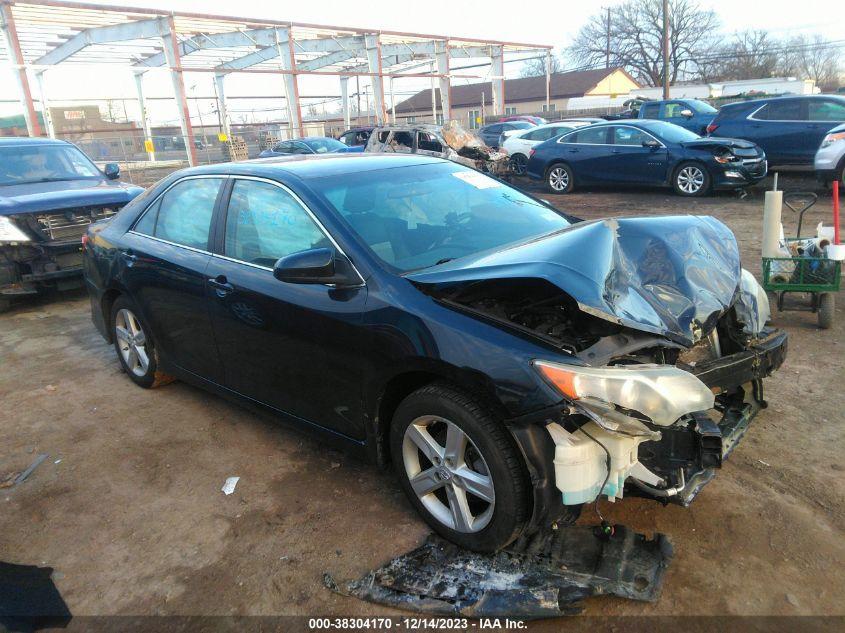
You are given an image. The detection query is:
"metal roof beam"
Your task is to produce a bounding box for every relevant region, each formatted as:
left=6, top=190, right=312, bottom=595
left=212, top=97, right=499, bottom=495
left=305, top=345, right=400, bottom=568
left=35, top=18, right=163, bottom=65
left=215, top=44, right=280, bottom=71
left=297, top=50, right=357, bottom=72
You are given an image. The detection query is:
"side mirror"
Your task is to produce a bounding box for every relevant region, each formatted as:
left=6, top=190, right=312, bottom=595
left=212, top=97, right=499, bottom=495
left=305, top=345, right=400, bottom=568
left=680, top=109, right=694, bottom=118
left=104, top=163, right=120, bottom=179
left=273, top=248, right=360, bottom=287
left=642, top=139, right=661, bottom=149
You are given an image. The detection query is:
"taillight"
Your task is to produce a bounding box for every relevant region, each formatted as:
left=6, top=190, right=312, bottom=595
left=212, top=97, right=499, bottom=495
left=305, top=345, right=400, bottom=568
left=81, top=234, right=89, bottom=252
left=706, top=123, right=718, bottom=135
left=529, top=149, right=536, bottom=158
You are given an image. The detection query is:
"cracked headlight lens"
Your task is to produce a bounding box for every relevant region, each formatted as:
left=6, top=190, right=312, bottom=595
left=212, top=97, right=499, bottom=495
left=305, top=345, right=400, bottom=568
left=533, top=360, right=715, bottom=426
left=0, top=216, right=30, bottom=242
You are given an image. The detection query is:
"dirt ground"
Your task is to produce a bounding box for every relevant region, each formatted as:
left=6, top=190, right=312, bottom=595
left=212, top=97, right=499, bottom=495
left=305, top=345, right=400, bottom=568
left=1, top=173, right=843, bottom=627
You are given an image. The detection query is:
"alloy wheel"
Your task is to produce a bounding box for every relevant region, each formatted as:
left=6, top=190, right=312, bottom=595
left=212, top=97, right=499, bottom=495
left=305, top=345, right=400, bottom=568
left=114, top=308, right=150, bottom=377
left=677, top=165, right=705, bottom=194
left=511, top=154, right=527, bottom=176
left=548, top=166, right=569, bottom=192
left=402, top=415, right=495, bottom=533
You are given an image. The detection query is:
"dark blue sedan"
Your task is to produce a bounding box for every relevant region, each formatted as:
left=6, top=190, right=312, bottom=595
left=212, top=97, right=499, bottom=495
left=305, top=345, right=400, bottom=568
left=83, top=153, right=785, bottom=552
left=526, top=120, right=767, bottom=197
left=258, top=136, right=351, bottom=157
left=0, top=137, right=143, bottom=311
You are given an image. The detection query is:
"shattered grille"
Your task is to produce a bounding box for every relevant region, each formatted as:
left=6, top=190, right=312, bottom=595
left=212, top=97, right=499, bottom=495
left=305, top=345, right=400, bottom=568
left=36, top=208, right=117, bottom=241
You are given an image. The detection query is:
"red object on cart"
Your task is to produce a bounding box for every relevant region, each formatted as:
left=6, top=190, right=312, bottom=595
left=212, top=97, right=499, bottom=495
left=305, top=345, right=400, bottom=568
left=834, top=180, right=840, bottom=245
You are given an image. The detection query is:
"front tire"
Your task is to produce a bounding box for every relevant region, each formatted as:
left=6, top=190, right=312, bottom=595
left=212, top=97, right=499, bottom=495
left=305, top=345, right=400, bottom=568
left=673, top=161, right=711, bottom=197
left=111, top=297, right=171, bottom=389
left=546, top=163, right=574, bottom=193
left=390, top=383, right=530, bottom=552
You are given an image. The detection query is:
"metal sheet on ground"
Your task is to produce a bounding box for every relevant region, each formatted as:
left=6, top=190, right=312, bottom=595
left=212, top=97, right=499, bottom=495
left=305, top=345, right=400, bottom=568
left=334, top=525, right=673, bottom=618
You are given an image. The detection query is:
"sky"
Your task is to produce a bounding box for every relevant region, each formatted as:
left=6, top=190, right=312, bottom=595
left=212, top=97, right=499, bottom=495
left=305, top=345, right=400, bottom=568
left=1, top=0, right=842, bottom=126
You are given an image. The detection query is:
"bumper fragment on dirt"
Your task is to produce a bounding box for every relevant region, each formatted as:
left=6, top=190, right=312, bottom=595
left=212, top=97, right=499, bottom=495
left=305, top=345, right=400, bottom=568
left=330, top=525, right=673, bottom=617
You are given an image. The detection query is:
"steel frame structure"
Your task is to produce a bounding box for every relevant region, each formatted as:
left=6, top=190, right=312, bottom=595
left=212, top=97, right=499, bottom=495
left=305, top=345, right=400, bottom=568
left=0, top=0, right=552, bottom=165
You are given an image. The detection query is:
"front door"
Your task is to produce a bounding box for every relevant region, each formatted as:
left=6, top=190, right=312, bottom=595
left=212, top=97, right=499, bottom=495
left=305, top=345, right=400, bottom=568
left=205, top=177, right=368, bottom=439
left=121, top=175, right=226, bottom=382
left=606, top=126, right=669, bottom=185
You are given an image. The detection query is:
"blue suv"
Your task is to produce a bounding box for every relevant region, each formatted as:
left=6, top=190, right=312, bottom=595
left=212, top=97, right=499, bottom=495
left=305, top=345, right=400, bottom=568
left=706, top=95, right=845, bottom=167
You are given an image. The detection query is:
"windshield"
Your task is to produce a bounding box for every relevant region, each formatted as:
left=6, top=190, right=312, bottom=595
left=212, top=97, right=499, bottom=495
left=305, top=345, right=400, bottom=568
left=647, top=121, right=701, bottom=143
left=311, top=162, right=571, bottom=272
left=305, top=138, right=346, bottom=153
left=0, top=144, right=102, bottom=186
left=691, top=100, right=718, bottom=114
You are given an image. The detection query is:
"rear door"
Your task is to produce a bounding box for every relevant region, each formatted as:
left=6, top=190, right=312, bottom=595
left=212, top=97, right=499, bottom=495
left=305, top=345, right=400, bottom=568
left=205, top=176, right=368, bottom=439
left=122, top=175, right=226, bottom=382
left=557, top=125, right=612, bottom=184
left=744, top=98, right=808, bottom=164
left=606, top=125, right=669, bottom=184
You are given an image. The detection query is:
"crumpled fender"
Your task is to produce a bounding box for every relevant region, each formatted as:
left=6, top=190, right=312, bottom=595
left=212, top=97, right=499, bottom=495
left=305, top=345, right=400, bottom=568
left=407, top=215, right=742, bottom=346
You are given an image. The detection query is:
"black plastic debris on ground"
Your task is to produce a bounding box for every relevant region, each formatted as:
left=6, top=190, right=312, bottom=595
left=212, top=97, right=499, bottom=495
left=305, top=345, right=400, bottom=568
left=0, top=562, right=71, bottom=632
left=335, top=525, right=673, bottom=618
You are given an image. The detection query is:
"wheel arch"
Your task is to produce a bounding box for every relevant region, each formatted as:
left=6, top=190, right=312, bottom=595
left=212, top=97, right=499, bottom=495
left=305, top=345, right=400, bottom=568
left=366, top=361, right=509, bottom=468
left=100, top=286, right=124, bottom=343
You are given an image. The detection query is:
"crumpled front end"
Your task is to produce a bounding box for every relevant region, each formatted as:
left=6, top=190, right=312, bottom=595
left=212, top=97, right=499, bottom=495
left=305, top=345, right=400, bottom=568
left=0, top=207, right=118, bottom=303
left=411, top=215, right=786, bottom=524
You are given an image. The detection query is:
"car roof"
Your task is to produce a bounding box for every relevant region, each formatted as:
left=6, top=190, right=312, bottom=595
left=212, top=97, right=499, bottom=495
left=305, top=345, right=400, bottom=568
left=178, top=152, right=448, bottom=181
left=0, top=137, right=70, bottom=147
left=720, top=94, right=845, bottom=110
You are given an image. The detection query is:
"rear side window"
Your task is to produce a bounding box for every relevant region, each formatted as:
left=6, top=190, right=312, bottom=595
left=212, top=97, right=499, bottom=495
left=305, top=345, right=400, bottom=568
left=567, top=126, right=609, bottom=144
left=756, top=100, right=804, bottom=121
left=224, top=179, right=328, bottom=267
left=640, top=103, right=660, bottom=119
left=134, top=177, right=223, bottom=250
left=808, top=99, right=845, bottom=122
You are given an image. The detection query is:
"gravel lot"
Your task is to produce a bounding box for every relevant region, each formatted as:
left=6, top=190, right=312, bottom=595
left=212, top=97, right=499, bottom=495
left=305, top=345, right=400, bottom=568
left=1, top=173, right=843, bottom=625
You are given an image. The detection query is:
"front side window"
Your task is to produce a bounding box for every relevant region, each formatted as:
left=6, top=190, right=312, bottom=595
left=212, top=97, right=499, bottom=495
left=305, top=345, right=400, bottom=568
left=135, top=177, right=223, bottom=250
left=663, top=102, right=687, bottom=118
left=312, top=162, right=571, bottom=272
left=417, top=132, right=443, bottom=153
left=612, top=126, right=652, bottom=146
left=224, top=179, right=328, bottom=267
left=808, top=99, right=845, bottom=122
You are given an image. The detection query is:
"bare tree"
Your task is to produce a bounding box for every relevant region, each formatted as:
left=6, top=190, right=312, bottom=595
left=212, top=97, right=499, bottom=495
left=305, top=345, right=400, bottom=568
left=568, top=0, right=719, bottom=86
left=703, top=30, right=779, bottom=81
left=519, top=54, right=563, bottom=78
left=778, top=34, right=842, bottom=91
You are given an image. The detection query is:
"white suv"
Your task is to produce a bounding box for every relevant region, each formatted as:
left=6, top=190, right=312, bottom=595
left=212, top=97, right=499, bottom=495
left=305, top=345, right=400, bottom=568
left=815, top=123, right=845, bottom=187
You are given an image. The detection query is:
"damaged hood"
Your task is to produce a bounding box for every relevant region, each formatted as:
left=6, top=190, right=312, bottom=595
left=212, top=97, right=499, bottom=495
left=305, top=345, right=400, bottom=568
left=408, top=215, right=742, bottom=346
left=681, top=137, right=758, bottom=151
left=0, top=178, right=144, bottom=216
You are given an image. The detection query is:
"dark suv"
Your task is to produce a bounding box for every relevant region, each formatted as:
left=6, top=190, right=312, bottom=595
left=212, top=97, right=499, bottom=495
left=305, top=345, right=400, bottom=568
left=706, top=95, right=845, bottom=167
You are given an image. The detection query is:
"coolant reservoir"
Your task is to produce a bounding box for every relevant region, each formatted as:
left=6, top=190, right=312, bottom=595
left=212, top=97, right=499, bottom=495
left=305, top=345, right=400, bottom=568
left=546, top=421, right=651, bottom=505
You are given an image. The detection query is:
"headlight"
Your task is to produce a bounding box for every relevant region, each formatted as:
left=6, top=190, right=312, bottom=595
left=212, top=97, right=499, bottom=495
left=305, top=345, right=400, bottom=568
left=821, top=131, right=845, bottom=148
left=0, top=216, right=30, bottom=242
left=533, top=360, right=714, bottom=426
left=735, top=268, right=771, bottom=335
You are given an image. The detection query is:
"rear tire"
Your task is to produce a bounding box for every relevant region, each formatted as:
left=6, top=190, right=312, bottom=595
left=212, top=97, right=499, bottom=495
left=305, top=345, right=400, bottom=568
left=818, top=293, right=834, bottom=329
left=546, top=163, right=574, bottom=193
left=110, top=296, right=173, bottom=389
left=673, top=161, right=711, bottom=197
left=510, top=153, right=528, bottom=176
left=390, top=383, right=530, bottom=552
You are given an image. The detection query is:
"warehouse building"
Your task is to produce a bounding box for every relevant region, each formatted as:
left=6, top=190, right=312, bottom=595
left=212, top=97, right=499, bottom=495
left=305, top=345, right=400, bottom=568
left=394, top=67, right=640, bottom=127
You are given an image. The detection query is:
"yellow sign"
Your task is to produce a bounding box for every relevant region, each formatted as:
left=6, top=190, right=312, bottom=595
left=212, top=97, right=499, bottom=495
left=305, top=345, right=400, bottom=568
left=475, top=116, right=482, bottom=124
left=144, top=139, right=154, bottom=153
left=218, top=133, right=229, bottom=142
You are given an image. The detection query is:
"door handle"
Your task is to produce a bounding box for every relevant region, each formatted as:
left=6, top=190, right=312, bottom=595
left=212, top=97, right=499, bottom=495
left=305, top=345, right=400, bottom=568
left=611, top=149, right=621, bottom=154
left=568, top=148, right=580, bottom=153
left=208, top=275, right=234, bottom=296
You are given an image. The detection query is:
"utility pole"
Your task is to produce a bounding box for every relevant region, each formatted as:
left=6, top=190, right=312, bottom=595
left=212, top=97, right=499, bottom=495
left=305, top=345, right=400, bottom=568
left=662, top=0, right=670, bottom=99
left=605, top=6, right=611, bottom=69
